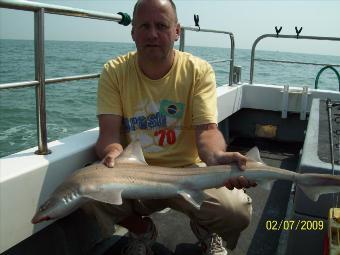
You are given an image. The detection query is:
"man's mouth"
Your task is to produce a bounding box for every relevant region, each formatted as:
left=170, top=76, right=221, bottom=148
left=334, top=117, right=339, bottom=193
left=145, top=45, right=160, bottom=48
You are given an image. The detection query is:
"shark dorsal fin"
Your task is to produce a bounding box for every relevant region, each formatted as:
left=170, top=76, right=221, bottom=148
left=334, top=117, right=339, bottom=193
left=246, top=146, right=265, bottom=164
left=115, top=140, right=148, bottom=165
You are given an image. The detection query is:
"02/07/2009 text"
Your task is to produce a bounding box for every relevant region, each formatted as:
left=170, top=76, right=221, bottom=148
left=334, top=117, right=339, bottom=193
left=265, top=220, right=324, bottom=231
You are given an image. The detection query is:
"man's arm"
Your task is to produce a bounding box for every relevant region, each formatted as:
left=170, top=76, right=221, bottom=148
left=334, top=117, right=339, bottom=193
left=96, top=114, right=123, bottom=167
left=195, top=123, right=256, bottom=189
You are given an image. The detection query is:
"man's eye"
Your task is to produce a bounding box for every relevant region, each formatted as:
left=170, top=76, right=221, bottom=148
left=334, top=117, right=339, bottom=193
left=140, top=24, right=149, bottom=29
left=158, top=24, right=168, bottom=29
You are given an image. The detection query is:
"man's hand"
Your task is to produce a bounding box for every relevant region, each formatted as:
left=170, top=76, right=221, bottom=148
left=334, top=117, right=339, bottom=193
left=213, top=151, right=257, bottom=190
left=102, top=147, right=122, bottom=168
left=225, top=175, right=257, bottom=190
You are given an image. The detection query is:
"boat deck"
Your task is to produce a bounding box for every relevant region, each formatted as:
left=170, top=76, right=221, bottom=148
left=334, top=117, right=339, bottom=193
left=102, top=138, right=302, bottom=255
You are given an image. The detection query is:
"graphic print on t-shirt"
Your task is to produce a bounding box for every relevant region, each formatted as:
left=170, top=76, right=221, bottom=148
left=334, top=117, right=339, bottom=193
left=123, top=99, right=185, bottom=153
left=160, top=99, right=184, bottom=119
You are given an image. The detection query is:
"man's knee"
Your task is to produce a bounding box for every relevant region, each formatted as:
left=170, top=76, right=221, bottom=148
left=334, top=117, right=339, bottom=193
left=234, top=204, right=252, bottom=231
left=219, top=201, right=251, bottom=231
left=225, top=190, right=252, bottom=230
left=203, top=187, right=252, bottom=231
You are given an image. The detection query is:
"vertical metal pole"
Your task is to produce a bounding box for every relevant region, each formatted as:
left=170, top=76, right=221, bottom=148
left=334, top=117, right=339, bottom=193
left=250, top=43, right=256, bottom=84
left=281, top=85, right=289, bottom=119
left=229, top=34, right=235, bottom=86
left=34, top=8, right=50, bottom=155
left=300, top=86, right=308, bottom=120
left=326, top=99, right=338, bottom=218
left=179, top=28, right=185, bottom=52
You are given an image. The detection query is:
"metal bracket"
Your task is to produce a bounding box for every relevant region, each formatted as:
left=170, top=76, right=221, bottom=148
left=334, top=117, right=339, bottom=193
left=281, top=85, right=310, bottom=120
left=295, top=26, right=303, bottom=39
left=232, top=65, right=242, bottom=84
left=194, top=14, right=200, bottom=31
left=275, top=26, right=282, bottom=37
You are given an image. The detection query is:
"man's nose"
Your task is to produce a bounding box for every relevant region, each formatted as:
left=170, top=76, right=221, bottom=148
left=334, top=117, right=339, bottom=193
left=147, top=25, right=158, bottom=39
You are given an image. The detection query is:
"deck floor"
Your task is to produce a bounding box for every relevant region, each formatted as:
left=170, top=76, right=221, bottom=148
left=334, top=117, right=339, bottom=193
left=103, top=138, right=302, bottom=255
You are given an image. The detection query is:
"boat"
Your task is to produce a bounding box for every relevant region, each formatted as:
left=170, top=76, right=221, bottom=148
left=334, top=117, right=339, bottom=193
left=0, top=1, right=339, bottom=254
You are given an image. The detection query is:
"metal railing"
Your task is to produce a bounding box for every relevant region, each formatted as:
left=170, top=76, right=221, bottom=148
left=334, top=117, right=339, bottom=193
left=179, top=26, right=235, bottom=86
left=0, top=0, right=131, bottom=155
left=250, top=34, right=340, bottom=84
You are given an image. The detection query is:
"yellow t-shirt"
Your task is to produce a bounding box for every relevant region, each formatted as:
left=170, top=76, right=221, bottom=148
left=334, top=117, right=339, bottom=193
left=97, top=49, right=217, bottom=167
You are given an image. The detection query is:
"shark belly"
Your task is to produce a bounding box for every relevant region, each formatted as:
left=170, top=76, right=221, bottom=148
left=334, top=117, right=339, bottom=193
left=120, top=182, right=180, bottom=200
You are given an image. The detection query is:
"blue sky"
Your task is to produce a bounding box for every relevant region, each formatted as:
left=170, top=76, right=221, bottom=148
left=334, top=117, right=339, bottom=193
left=0, top=0, right=339, bottom=56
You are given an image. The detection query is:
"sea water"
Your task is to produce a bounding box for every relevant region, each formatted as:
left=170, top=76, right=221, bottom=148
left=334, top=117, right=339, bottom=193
left=0, top=39, right=339, bottom=157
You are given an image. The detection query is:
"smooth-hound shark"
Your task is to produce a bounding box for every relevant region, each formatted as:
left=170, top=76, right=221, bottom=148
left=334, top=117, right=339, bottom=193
left=32, top=141, right=340, bottom=224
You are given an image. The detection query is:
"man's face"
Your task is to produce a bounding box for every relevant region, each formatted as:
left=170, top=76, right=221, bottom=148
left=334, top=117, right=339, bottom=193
left=131, top=0, right=180, bottom=62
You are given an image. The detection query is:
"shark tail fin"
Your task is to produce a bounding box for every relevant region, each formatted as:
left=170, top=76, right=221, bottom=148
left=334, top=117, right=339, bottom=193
left=296, top=173, right=340, bottom=202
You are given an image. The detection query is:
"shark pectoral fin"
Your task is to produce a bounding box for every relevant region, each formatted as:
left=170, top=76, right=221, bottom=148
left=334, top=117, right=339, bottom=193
left=257, top=179, right=275, bottom=190
left=178, top=190, right=206, bottom=209
left=84, top=189, right=123, bottom=205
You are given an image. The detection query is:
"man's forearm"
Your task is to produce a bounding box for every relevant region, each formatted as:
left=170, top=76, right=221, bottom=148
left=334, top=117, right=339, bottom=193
left=195, top=124, right=227, bottom=165
left=95, top=137, right=123, bottom=159
left=96, top=114, right=123, bottom=160
left=195, top=124, right=255, bottom=189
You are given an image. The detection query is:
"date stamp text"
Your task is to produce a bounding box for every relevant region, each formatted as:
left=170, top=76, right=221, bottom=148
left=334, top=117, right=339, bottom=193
left=265, top=220, right=324, bottom=231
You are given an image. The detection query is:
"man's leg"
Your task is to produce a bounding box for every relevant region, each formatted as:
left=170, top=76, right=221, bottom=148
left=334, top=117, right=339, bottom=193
left=81, top=199, right=136, bottom=238
left=82, top=199, right=168, bottom=255
left=165, top=187, right=252, bottom=250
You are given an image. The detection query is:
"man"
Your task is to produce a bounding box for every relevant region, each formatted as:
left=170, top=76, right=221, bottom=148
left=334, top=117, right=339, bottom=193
left=93, top=0, right=256, bottom=254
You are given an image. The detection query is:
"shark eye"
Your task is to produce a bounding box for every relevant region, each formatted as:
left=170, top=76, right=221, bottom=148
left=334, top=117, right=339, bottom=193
left=39, top=200, right=51, bottom=211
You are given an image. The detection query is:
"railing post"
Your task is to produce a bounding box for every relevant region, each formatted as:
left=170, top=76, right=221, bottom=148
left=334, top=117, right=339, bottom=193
left=229, top=34, right=235, bottom=86
left=34, top=8, right=50, bottom=155
left=250, top=35, right=265, bottom=84
left=179, top=28, right=185, bottom=52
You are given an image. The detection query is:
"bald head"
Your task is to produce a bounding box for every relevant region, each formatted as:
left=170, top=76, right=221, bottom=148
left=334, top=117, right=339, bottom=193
left=132, top=0, right=178, bottom=25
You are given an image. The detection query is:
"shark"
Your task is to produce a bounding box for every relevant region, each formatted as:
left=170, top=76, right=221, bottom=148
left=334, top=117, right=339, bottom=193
left=31, top=141, right=340, bottom=224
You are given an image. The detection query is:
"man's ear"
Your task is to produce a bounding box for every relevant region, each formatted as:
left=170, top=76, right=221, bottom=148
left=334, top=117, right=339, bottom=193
left=175, top=34, right=180, bottom=41
left=175, top=23, right=181, bottom=41
left=131, top=27, right=135, bottom=41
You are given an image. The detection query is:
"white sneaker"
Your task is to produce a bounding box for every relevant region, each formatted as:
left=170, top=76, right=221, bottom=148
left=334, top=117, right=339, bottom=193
left=121, top=217, right=157, bottom=255
left=190, top=220, right=228, bottom=255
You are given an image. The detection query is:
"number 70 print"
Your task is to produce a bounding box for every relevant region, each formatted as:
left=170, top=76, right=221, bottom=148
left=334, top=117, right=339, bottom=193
left=154, top=129, right=176, bottom=146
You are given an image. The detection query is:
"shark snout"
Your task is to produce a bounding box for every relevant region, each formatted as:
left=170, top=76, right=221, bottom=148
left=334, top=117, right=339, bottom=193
left=31, top=214, right=51, bottom=224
